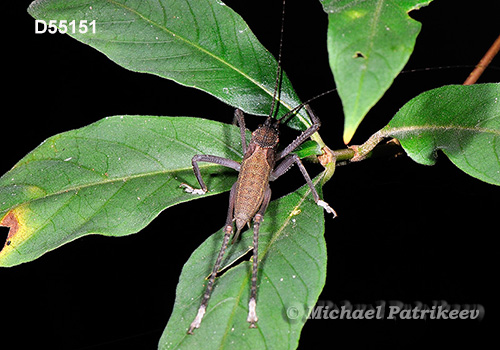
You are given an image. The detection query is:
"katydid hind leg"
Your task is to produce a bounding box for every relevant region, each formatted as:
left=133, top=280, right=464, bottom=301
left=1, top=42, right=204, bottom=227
left=247, top=185, right=272, bottom=327
left=181, top=154, right=241, bottom=194
left=188, top=183, right=238, bottom=334
left=272, top=154, right=336, bottom=217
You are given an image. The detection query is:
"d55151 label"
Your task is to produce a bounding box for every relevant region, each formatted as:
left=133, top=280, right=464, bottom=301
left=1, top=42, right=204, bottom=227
left=35, top=20, right=96, bottom=34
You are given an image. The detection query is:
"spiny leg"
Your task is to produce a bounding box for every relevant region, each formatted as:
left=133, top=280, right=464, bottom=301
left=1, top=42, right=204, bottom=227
left=188, top=183, right=238, bottom=334
left=247, top=220, right=260, bottom=327
left=272, top=153, right=336, bottom=217
left=277, top=104, right=320, bottom=160
left=181, top=154, right=241, bottom=195
left=247, top=185, right=272, bottom=327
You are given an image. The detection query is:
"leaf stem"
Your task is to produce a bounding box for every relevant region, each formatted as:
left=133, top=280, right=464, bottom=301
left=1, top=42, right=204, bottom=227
left=348, top=131, right=386, bottom=162
left=319, top=130, right=393, bottom=174
left=311, top=131, right=326, bottom=149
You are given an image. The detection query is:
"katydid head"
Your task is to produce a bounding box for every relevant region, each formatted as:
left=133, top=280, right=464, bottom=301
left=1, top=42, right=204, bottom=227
left=251, top=117, right=280, bottom=148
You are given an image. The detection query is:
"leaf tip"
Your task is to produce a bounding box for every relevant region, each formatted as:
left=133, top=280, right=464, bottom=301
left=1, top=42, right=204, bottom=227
left=343, top=127, right=355, bottom=144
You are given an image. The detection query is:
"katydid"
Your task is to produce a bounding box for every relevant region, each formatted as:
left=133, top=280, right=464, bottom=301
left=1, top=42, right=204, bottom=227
left=180, top=0, right=335, bottom=334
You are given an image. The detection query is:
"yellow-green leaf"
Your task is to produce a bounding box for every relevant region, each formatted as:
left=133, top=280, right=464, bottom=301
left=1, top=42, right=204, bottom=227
left=0, top=116, right=244, bottom=266
left=321, top=0, right=432, bottom=143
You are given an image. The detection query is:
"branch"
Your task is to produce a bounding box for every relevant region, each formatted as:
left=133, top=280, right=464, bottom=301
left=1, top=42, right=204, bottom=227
left=463, top=34, right=500, bottom=85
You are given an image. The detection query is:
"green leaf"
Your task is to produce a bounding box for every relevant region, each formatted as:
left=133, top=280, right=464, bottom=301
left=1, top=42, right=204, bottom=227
left=292, top=140, right=323, bottom=159
left=321, top=0, right=432, bottom=143
left=159, top=177, right=326, bottom=350
left=27, top=0, right=311, bottom=130
left=0, top=116, right=245, bottom=267
left=382, top=83, right=500, bottom=185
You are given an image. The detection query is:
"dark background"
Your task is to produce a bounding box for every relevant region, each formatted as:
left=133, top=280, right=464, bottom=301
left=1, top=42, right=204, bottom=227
left=2, top=0, right=499, bottom=349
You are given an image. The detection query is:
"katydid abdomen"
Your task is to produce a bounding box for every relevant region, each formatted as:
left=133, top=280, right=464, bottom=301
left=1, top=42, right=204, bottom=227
left=234, top=145, right=275, bottom=232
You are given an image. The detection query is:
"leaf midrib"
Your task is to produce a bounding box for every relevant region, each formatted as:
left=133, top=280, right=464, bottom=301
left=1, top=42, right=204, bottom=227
left=0, top=162, right=230, bottom=215
left=105, top=0, right=309, bottom=126
left=351, top=0, right=384, bottom=117
left=383, top=124, right=500, bottom=138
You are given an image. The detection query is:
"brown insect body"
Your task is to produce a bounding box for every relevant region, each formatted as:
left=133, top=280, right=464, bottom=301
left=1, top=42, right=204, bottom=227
left=180, top=0, right=336, bottom=334
left=181, top=106, right=336, bottom=333
left=234, top=121, right=278, bottom=233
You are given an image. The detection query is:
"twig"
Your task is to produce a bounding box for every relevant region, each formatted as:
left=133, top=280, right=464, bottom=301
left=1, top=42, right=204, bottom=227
left=348, top=131, right=385, bottom=162
left=325, top=35, right=500, bottom=168
left=463, top=34, right=500, bottom=85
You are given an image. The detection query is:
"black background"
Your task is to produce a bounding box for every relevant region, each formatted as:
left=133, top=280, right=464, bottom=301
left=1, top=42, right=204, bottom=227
left=2, top=1, right=499, bottom=349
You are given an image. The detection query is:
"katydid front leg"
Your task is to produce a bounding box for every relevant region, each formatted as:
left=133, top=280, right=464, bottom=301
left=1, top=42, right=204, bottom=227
left=180, top=155, right=240, bottom=194
left=276, top=104, right=320, bottom=160
left=181, top=109, right=247, bottom=195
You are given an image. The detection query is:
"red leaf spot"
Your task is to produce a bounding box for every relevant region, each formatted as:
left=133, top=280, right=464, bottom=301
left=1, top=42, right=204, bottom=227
left=1, top=211, right=19, bottom=242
